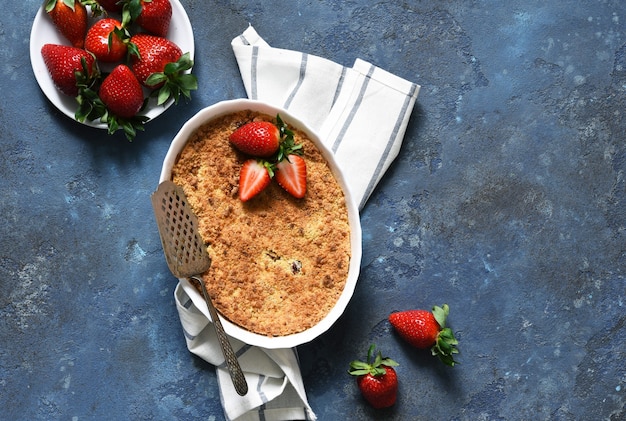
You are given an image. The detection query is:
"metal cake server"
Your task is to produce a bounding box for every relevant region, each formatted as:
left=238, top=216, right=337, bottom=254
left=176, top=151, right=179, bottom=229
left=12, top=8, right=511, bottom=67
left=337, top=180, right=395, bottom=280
left=151, top=180, right=248, bottom=396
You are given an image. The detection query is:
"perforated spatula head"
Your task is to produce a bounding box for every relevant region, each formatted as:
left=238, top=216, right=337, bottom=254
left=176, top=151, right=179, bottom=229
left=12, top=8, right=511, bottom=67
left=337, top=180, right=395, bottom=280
left=151, top=180, right=211, bottom=278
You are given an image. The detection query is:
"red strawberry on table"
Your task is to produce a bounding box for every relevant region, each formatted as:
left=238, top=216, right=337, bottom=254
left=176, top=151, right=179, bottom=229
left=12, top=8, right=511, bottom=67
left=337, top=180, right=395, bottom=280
left=44, top=0, right=88, bottom=48
left=275, top=154, right=307, bottom=199
left=238, top=159, right=274, bottom=202
left=129, top=34, right=197, bottom=105
left=41, top=44, right=97, bottom=96
left=349, top=344, right=399, bottom=409
left=389, top=304, right=459, bottom=366
left=84, top=18, right=128, bottom=63
left=229, top=121, right=281, bottom=158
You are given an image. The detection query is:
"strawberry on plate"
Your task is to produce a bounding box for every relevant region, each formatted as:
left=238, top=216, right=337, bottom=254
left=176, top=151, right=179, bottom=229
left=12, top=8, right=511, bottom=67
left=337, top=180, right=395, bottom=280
left=75, top=64, right=148, bottom=141
left=99, top=64, right=145, bottom=119
left=238, top=159, right=274, bottom=202
left=41, top=43, right=98, bottom=97
left=275, top=154, right=307, bottom=199
left=97, top=64, right=147, bottom=140
left=84, top=18, right=128, bottom=63
left=123, top=0, right=172, bottom=37
left=389, top=304, right=459, bottom=366
left=44, top=0, right=88, bottom=48
left=349, top=344, right=399, bottom=409
left=129, top=33, right=197, bottom=105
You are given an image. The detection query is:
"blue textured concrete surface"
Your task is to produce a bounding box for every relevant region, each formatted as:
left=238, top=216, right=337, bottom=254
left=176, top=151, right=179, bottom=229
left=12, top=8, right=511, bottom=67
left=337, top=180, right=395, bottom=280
left=1, top=1, right=625, bottom=420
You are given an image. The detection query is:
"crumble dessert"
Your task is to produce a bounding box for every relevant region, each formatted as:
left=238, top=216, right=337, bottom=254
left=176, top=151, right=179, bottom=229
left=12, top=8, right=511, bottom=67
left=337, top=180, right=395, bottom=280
left=170, top=110, right=351, bottom=336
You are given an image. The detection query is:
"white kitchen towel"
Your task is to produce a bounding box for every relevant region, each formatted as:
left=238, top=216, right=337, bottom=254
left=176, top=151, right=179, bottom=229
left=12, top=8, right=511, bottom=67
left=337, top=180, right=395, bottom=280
left=232, top=25, right=420, bottom=209
left=175, top=280, right=315, bottom=421
left=173, top=25, right=420, bottom=421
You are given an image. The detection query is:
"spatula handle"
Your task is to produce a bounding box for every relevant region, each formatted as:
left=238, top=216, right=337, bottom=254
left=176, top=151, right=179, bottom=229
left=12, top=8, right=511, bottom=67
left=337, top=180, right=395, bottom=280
left=191, top=276, right=249, bottom=396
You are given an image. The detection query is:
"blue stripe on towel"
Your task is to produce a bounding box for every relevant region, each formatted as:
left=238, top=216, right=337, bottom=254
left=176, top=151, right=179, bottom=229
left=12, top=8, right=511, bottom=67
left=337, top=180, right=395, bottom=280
left=182, top=326, right=196, bottom=341
left=258, top=402, right=267, bottom=421
left=250, top=46, right=259, bottom=100
left=257, top=375, right=269, bottom=403
left=331, top=66, right=347, bottom=108
left=360, top=82, right=419, bottom=208
left=284, top=53, right=308, bottom=109
left=217, top=344, right=251, bottom=370
left=330, top=63, right=375, bottom=153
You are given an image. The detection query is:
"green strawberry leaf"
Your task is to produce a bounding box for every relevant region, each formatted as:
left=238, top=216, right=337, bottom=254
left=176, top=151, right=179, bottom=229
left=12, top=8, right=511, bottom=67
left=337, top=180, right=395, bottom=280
left=348, top=344, right=399, bottom=377
left=80, top=0, right=104, bottom=16
left=432, top=304, right=450, bottom=329
left=430, top=305, right=460, bottom=367
left=275, top=114, right=303, bottom=163
left=123, top=0, right=143, bottom=26
left=146, top=52, right=198, bottom=106
left=156, top=84, right=172, bottom=106
left=44, top=0, right=58, bottom=13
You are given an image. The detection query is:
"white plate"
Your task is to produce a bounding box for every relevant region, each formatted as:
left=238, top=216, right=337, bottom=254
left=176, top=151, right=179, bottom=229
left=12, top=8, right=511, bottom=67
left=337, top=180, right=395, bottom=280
left=161, top=99, right=363, bottom=349
left=29, top=0, right=195, bottom=128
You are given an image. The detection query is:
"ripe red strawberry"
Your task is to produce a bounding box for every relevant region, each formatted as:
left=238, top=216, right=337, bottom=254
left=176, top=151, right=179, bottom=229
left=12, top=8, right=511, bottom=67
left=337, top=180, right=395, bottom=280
left=99, top=64, right=144, bottom=119
left=129, top=33, right=181, bottom=85
left=45, top=0, right=88, bottom=48
left=349, top=345, right=399, bottom=409
left=129, top=34, right=197, bottom=104
left=238, top=159, right=274, bottom=202
left=389, top=304, right=459, bottom=366
left=84, top=18, right=128, bottom=63
left=41, top=43, right=97, bottom=96
left=275, top=154, right=307, bottom=198
left=229, top=121, right=281, bottom=158
left=123, top=0, right=172, bottom=37
left=136, top=0, right=172, bottom=36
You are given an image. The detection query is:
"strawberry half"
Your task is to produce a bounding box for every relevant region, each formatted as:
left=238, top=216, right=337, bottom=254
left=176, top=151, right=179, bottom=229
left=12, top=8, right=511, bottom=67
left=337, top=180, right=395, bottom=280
left=45, top=0, right=88, bottom=48
left=389, top=304, right=459, bottom=366
left=275, top=154, right=307, bottom=199
left=41, top=44, right=98, bottom=97
left=349, top=345, right=399, bottom=409
left=229, top=121, right=281, bottom=158
left=238, top=159, right=274, bottom=202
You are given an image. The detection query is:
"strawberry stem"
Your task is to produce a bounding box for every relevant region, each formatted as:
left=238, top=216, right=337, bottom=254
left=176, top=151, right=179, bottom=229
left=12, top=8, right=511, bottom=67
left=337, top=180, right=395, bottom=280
left=431, top=304, right=460, bottom=366
left=145, top=52, right=198, bottom=105
left=121, top=0, right=143, bottom=27
left=349, top=344, right=399, bottom=377
left=275, top=114, right=303, bottom=162
left=80, top=0, right=104, bottom=16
